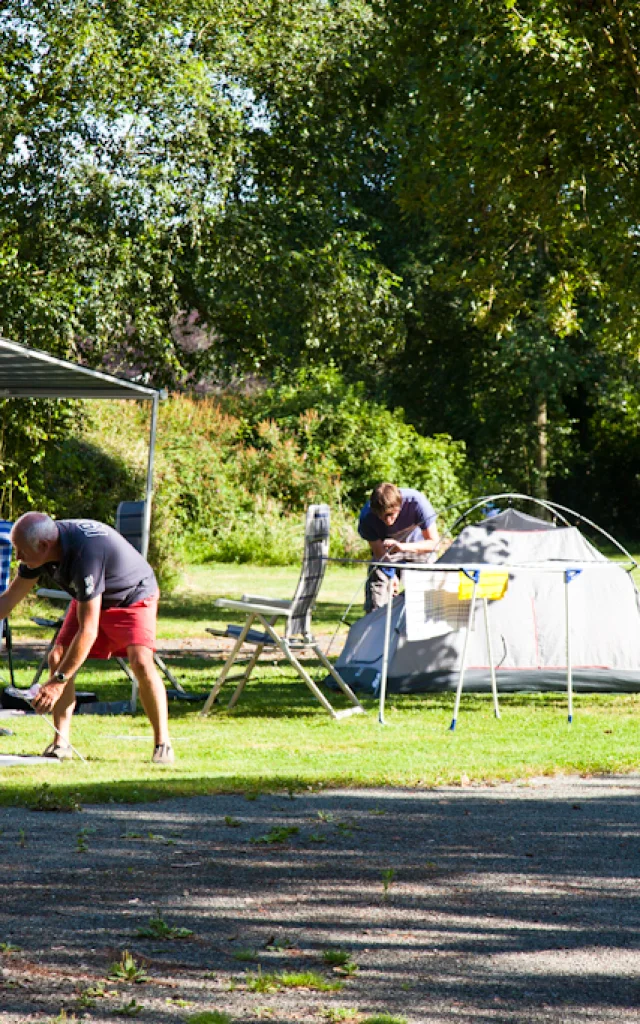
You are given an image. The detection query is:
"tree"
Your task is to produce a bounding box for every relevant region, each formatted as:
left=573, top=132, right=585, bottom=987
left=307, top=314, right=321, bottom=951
left=383, top=0, right=640, bottom=498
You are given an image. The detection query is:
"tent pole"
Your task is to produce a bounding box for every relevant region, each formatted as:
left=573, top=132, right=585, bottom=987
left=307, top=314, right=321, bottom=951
left=142, top=393, right=159, bottom=560
left=378, top=577, right=395, bottom=726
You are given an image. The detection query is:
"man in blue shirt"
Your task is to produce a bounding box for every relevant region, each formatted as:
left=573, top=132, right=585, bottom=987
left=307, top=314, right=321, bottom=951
left=358, top=483, right=440, bottom=612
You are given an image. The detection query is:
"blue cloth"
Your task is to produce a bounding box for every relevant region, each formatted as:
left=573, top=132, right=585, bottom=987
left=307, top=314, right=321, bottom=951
left=358, top=489, right=436, bottom=577
left=0, top=520, right=12, bottom=591
left=0, top=520, right=13, bottom=642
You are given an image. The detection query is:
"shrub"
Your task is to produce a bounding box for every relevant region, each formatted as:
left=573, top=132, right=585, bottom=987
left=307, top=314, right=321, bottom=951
left=22, top=378, right=470, bottom=579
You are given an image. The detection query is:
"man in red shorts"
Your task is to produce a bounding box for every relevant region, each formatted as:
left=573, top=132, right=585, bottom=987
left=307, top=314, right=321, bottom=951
left=0, top=512, right=174, bottom=764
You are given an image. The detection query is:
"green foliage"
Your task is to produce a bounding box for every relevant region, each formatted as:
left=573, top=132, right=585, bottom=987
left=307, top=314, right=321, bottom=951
left=73, top=386, right=468, bottom=573
left=237, top=366, right=470, bottom=511
left=185, top=1014, right=232, bottom=1024
left=29, top=784, right=82, bottom=813
left=250, top=826, right=299, bottom=846
left=135, top=913, right=193, bottom=940
left=108, top=951, right=148, bottom=984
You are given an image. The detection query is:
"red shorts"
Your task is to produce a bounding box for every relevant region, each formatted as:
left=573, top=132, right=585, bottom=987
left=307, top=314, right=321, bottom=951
left=56, top=593, right=159, bottom=659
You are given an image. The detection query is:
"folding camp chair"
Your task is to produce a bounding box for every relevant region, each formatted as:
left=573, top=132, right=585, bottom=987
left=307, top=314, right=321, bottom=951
left=31, top=501, right=184, bottom=710
left=200, top=504, right=365, bottom=720
left=0, top=520, right=15, bottom=686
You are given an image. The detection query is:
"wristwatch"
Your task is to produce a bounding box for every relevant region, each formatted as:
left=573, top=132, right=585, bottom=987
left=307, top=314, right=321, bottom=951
left=53, top=670, right=68, bottom=683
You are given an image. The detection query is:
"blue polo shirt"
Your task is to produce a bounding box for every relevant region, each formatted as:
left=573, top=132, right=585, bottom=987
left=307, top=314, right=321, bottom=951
left=358, top=489, right=436, bottom=576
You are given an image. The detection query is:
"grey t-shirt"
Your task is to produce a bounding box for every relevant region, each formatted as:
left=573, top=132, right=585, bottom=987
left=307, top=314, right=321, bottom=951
left=18, top=519, right=158, bottom=607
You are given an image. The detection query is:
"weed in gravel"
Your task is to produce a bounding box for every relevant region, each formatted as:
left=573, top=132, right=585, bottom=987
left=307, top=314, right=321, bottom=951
left=121, top=830, right=144, bottom=839
left=115, top=997, right=143, bottom=1017
left=224, top=815, right=242, bottom=827
left=18, top=828, right=26, bottom=847
left=322, top=1009, right=360, bottom=1022
left=166, top=997, right=193, bottom=1007
left=279, top=972, right=344, bottom=991
left=232, top=947, right=258, bottom=961
left=322, top=949, right=352, bottom=968
left=30, top=784, right=81, bottom=813
left=265, top=935, right=293, bottom=951
left=317, top=811, right=334, bottom=823
left=309, top=832, right=327, bottom=843
left=74, top=990, right=96, bottom=1010
left=254, top=1007, right=274, bottom=1018
left=108, top=950, right=149, bottom=983
left=251, top=826, right=299, bottom=845
left=381, top=868, right=395, bottom=900
left=135, top=913, right=193, bottom=940
left=147, top=831, right=176, bottom=845
left=361, top=1016, right=407, bottom=1024
left=75, top=983, right=107, bottom=1008
left=186, top=1013, right=232, bottom=1024
left=51, top=1011, right=77, bottom=1023
left=0, top=941, right=21, bottom=953
left=246, top=968, right=281, bottom=993
left=75, top=828, right=92, bottom=853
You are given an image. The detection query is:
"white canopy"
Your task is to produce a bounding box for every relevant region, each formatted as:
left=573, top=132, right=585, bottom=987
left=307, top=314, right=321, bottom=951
left=0, top=338, right=163, bottom=556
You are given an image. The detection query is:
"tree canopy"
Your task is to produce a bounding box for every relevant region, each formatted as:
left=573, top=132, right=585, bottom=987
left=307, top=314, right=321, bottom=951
left=2, top=1, right=640, bottom=527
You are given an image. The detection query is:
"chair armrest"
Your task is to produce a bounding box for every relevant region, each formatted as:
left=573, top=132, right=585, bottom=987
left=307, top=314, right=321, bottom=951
left=214, top=598, right=290, bottom=617
left=241, top=594, right=291, bottom=609
left=36, top=588, right=71, bottom=603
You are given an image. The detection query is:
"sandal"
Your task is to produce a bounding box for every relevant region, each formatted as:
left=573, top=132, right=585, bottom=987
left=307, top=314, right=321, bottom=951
left=152, top=743, right=175, bottom=765
left=41, top=741, right=73, bottom=761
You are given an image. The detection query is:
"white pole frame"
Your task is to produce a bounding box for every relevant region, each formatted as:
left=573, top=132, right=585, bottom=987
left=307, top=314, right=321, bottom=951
left=564, top=568, right=582, bottom=724
left=378, top=576, right=395, bottom=726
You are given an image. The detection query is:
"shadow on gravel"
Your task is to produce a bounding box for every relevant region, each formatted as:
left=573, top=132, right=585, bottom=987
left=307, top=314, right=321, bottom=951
left=0, top=780, right=639, bottom=1022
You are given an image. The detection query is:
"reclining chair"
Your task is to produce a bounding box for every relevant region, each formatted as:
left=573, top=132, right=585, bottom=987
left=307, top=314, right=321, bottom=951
left=0, top=520, right=15, bottom=686
left=32, top=501, right=184, bottom=711
left=200, top=504, right=365, bottom=720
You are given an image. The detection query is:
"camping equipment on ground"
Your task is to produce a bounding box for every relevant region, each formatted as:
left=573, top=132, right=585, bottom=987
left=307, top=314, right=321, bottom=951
left=335, top=501, right=640, bottom=725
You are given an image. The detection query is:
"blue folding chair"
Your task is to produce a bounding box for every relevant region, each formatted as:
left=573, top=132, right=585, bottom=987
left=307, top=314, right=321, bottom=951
left=0, top=520, right=15, bottom=686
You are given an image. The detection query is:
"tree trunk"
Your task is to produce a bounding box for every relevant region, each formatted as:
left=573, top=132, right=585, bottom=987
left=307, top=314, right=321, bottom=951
left=535, top=397, right=548, bottom=502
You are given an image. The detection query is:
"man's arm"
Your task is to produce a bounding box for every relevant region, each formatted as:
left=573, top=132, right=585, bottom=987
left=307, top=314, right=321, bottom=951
left=0, top=574, right=38, bottom=620
left=32, top=596, right=102, bottom=713
left=383, top=521, right=440, bottom=555
left=369, top=539, right=388, bottom=563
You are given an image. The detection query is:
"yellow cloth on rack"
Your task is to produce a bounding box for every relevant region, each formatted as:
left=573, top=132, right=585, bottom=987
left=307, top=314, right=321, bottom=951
left=458, top=570, right=509, bottom=601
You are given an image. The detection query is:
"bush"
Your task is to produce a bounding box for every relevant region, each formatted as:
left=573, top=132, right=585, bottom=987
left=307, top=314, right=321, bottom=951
left=230, top=366, right=470, bottom=513
left=18, top=379, right=470, bottom=581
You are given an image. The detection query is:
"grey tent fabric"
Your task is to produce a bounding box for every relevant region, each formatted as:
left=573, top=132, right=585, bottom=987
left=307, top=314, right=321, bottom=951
left=335, top=510, right=640, bottom=694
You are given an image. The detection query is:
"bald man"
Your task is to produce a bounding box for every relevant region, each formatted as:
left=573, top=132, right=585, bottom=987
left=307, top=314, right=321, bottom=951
left=0, top=513, right=174, bottom=764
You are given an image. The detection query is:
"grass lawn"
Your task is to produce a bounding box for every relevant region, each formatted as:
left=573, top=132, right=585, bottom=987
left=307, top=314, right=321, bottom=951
left=2, top=560, right=640, bottom=807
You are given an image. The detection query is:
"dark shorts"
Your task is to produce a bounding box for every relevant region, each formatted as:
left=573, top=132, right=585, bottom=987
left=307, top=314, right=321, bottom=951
left=56, top=593, right=159, bottom=659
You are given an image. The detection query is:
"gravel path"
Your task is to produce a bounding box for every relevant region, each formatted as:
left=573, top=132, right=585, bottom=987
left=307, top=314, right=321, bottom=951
left=0, top=775, right=638, bottom=1023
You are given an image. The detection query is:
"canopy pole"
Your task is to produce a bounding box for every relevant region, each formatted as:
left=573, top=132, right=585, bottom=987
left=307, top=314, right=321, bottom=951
left=564, top=569, right=581, bottom=724
left=483, top=597, right=501, bottom=719
left=450, top=570, right=479, bottom=731
left=378, top=577, right=395, bottom=726
left=142, top=393, right=159, bottom=560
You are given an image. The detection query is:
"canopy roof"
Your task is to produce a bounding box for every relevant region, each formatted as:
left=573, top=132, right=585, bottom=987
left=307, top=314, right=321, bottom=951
left=0, top=337, right=159, bottom=399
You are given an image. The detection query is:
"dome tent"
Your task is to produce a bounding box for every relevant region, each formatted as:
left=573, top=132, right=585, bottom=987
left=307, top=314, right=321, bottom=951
left=334, top=505, right=640, bottom=695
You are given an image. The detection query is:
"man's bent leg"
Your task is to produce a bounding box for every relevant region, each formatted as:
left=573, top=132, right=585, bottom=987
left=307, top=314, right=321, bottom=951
left=46, top=644, right=76, bottom=750
left=365, top=566, right=397, bottom=613
left=127, top=644, right=172, bottom=759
